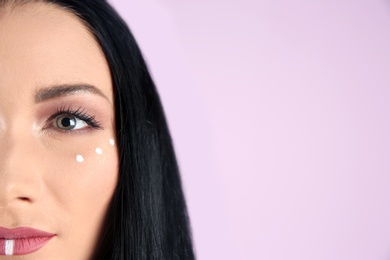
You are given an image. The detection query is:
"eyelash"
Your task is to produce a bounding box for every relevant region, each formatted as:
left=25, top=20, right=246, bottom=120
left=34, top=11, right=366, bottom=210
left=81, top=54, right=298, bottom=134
left=46, top=106, right=102, bottom=133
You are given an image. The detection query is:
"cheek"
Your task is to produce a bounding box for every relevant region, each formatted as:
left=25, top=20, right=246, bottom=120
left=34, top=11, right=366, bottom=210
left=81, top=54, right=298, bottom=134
left=42, top=136, right=119, bottom=214
left=74, top=139, right=114, bottom=164
left=38, top=136, right=119, bottom=257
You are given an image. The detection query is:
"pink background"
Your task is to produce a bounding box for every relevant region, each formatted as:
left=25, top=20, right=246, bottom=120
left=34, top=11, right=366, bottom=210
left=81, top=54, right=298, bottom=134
left=108, top=1, right=390, bottom=259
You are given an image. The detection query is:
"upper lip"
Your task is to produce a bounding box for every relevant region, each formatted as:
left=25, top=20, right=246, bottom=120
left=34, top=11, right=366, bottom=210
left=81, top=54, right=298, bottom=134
left=0, top=227, right=55, bottom=239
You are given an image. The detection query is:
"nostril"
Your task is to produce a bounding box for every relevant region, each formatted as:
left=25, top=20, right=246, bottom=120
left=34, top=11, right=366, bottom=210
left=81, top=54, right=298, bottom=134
left=18, top=197, right=30, bottom=202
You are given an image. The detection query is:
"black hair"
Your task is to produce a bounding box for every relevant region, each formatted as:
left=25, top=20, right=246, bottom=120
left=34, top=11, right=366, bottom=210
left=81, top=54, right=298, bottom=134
left=37, top=0, right=195, bottom=259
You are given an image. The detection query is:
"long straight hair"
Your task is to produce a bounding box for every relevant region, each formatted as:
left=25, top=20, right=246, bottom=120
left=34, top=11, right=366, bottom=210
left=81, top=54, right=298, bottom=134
left=39, top=0, right=195, bottom=259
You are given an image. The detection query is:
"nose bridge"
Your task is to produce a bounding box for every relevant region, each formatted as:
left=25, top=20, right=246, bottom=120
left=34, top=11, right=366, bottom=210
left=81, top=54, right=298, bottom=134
left=0, top=124, right=43, bottom=207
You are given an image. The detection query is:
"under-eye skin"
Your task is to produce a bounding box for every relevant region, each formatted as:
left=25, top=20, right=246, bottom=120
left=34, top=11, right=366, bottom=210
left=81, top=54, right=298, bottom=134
left=44, top=106, right=103, bottom=134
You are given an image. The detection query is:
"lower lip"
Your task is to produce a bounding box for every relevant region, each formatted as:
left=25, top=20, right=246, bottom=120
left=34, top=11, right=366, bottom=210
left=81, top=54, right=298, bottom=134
left=0, top=236, right=54, bottom=255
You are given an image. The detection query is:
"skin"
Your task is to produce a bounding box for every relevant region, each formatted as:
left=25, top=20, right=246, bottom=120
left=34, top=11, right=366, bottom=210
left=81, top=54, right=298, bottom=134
left=0, top=2, right=118, bottom=259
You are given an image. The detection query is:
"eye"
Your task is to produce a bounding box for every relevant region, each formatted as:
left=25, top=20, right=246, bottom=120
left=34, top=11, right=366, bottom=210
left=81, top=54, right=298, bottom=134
left=45, top=106, right=103, bottom=134
left=56, top=114, right=88, bottom=130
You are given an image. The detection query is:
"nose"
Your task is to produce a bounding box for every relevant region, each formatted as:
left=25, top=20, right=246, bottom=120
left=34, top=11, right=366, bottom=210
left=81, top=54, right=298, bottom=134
left=0, top=132, right=43, bottom=207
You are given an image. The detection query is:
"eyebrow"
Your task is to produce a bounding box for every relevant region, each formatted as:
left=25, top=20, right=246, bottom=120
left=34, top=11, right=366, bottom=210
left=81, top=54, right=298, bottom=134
left=35, top=84, right=109, bottom=103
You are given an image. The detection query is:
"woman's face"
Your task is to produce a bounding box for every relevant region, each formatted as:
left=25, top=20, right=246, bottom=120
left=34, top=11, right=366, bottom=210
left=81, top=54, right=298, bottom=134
left=0, top=2, right=118, bottom=259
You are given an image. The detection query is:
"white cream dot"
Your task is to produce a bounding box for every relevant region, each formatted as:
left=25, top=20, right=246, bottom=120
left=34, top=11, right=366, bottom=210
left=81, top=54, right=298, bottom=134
left=5, top=239, right=14, bottom=256
left=109, top=138, right=115, bottom=146
left=76, top=155, right=84, bottom=163
left=95, top=147, right=103, bottom=155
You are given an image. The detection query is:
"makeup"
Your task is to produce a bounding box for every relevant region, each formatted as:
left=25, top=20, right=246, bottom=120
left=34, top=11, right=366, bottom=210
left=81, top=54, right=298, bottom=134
left=76, top=154, right=84, bottom=163
left=109, top=138, right=115, bottom=146
left=95, top=147, right=103, bottom=155
left=0, top=227, right=55, bottom=256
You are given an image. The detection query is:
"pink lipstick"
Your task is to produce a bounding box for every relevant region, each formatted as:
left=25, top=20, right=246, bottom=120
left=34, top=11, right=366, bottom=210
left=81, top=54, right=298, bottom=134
left=0, top=227, right=55, bottom=255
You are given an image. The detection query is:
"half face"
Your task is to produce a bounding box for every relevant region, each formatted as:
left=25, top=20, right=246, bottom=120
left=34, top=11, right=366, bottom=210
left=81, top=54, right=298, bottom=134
left=0, top=2, right=118, bottom=259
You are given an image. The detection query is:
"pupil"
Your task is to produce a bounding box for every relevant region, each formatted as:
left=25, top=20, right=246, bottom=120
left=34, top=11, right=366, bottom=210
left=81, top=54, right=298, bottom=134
left=58, top=116, right=75, bottom=129
left=61, top=118, right=71, bottom=127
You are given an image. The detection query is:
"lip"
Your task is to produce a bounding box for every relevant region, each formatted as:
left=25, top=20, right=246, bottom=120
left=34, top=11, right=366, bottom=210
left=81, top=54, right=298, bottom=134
left=0, top=227, right=55, bottom=256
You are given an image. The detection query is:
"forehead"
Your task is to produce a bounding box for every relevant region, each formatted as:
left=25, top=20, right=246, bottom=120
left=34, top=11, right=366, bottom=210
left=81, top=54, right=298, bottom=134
left=0, top=2, right=113, bottom=103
